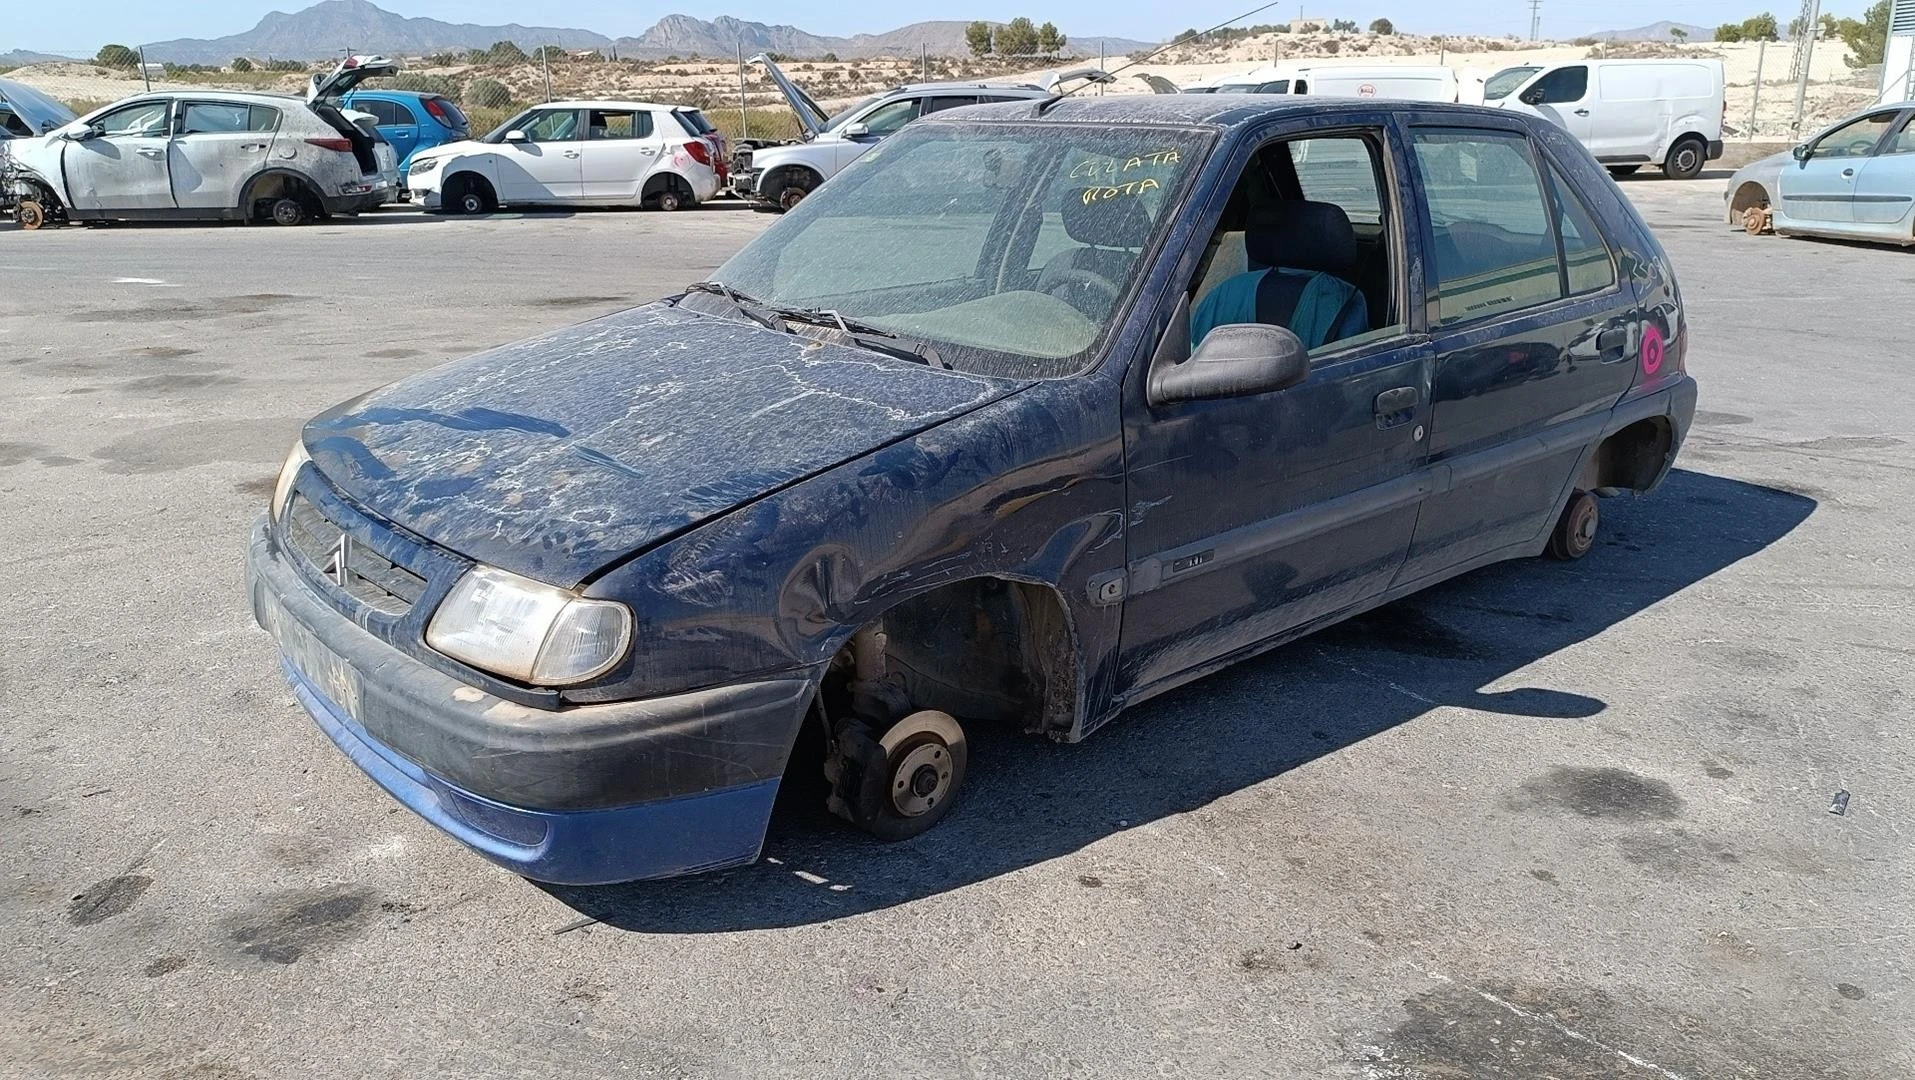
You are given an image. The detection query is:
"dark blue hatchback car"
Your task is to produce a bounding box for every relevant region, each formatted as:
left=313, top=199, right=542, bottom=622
left=248, top=96, right=1696, bottom=884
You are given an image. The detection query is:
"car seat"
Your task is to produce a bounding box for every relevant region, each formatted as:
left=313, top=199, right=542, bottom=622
left=1190, top=200, right=1370, bottom=351
left=1035, top=191, right=1152, bottom=306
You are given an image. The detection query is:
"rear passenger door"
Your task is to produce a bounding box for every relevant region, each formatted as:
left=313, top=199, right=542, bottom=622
left=170, top=100, right=277, bottom=209
left=372, top=97, right=421, bottom=164
left=578, top=108, right=657, bottom=200
left=1398, top=125, right=1637, bottom=583
left=1851, top=110, right=1915, bottom=226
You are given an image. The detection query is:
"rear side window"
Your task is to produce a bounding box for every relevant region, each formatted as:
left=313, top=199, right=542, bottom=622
left=1528, top=66, right=1588, bottom=104
left=587, top=110, right=653, bottom=139
left=672, top=109, right=715, bottom=135
left=924, top=96, right=981, bottom=113
left=1549, top=165, right=1617, bottom=295
left=179, top=102, right=280, bottom=134
left=1413, top=130, right=1564, bottom=325
left=383, top=99, right=418, bottom=125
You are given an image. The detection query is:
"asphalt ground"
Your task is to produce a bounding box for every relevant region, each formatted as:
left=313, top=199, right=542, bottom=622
left=0, top=181, right=1909, bottom=1079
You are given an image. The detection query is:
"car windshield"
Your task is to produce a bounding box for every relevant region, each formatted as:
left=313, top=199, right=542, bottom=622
left=823, top=94, right=885, bottom=132
left=1483, top=67, right=1541, bottom=101
left=707, top=121, right=1212, bottom=378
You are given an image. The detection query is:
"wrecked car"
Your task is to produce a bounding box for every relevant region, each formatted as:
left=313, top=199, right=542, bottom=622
left=3, top=55, right=399, bottom=229
left=733, top=53, right=1051, bottom=210
left=1724, top=99, right=1915, bottom=244
left=249, top=95, right=1696, bottom=885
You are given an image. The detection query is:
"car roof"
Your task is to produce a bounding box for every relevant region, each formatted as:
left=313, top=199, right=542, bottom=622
left=888, top=80, right=1049, bottom=96
left=937, top=94, right=1522, bottom=129
left=536, top=100, right=688, bottom=111
left=106, top=89, right=302, bottom=107
left=340, top=89, right=445, bottom=101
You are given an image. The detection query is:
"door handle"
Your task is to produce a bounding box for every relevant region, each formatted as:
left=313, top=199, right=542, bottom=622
left=1573, top=108, right=1590, bottom=116
left=563, top=150, right=581, bottom=158
left=1841, top=168, right=1855, bottom=178
left=138, top=147, right=164, bottom=157
left=240, top=143, right=266, bottom=152
left=1374, top=386, right=1418, bottom=429
left=1596, top=325, right=1630, bottom=361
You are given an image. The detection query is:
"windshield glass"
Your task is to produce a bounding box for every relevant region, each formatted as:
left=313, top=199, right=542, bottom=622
left=708, top=121, right=1212, bottom=378
left=1483, top=66, right=1541, bottom=101
left=823, top=94, right=885, bottom=132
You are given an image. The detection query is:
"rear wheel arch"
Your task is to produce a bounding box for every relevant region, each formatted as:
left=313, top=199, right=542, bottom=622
left=641, top=171, right=695, bottom=209
left=1577, top=417, right=1675, bottom=495
left=1663, top=134, right=1709, bottom=179
left=241, top=169, right=324, bottom=221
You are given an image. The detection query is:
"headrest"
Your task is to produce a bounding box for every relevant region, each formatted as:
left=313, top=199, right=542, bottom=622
left=1063, top=189, right=1152, bottom=248
left=1245, top=200, right=1358, bottom=275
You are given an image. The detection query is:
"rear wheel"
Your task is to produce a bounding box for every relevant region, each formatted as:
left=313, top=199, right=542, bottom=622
left=1606, top=164, right=1641, bottom=177
left=654, top=187, right=684, bottom=212
left=267, top=196, right=309, bottom=227
left=15, top=200, right=48, bottom=230
left=1663, top=137, right=1707, bottom=180
left=1547, top=490, right=1600, bottom=561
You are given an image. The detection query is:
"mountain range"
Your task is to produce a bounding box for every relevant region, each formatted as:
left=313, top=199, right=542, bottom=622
left=1580, top=21, right=1716, bottom=42
left=131, top=0, right=1153, bottom=64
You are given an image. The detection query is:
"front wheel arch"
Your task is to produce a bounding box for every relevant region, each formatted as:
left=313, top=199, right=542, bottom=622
left=761, top=164, right=823, bottom=205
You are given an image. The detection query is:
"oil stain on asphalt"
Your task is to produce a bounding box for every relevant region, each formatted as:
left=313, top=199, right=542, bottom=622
left=1506, top=766, right=1684, bottom=822
left=226, top=886, right=379, bottom=965
left=66, top=874, right=152, bottom=926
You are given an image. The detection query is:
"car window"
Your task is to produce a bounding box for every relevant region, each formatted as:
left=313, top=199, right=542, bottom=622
left=1814, top=111, right=1899, bottom=158
left=1291, top=136, right=1383, bottom=224
left=712, top=123, right=1210, bottom=377
left=1886, top=112, right=1915, bottom=155
left=923, top=96, right=980, bottom=113
left=977, top=94, right=1034, bottom=105
left=1483, top=67, right=1541, bottom=101
left=1413, top=129, right=1564, bottom=326
left=517, top=109, right=580, bottom=143
left=1548, top=164, right=1617, bottom=296
left=385, top=99, right=418, bottom=125
left=1528, top=66, right=1588, bottom=104
left=858, top=98, right=921, bottom=136
left=179, top=102, right=274, bottom=134
left=671, top=108, right=715, bottom=136
left=587, top=110, right=652, bottom=139
left=94, top=100, right=171, bottom=138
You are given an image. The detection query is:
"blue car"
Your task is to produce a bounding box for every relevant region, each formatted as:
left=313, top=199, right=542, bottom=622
left=337, top=89, right=468, bottom=189
left=248, top=96, right=1696, bottom=885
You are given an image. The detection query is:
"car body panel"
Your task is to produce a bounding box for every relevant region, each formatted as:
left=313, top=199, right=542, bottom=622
left=0, top=76, right=77, bottom=138
left=338, top=89, right=469, bottom=180
left=253, top=95, right=1698, bottom=883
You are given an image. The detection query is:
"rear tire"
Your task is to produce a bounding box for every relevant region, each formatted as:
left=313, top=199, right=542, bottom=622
left=1606, top=165, right=1641, bottom=177
left=267, top=196, right=309, bottom=227
left=1547, top=490, right=1600, bottom=561
left=1662, top=138, right=1707, bottom=180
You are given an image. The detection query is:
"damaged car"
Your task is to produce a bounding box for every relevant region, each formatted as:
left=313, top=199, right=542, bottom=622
left=734, top=53, right=1052, bottom=210
left=3, top=55, right=399, bottom=229
left=250, top=96, right=1696, bottom=885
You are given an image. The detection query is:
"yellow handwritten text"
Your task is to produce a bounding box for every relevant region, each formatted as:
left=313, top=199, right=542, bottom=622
left=1067, top=149, right=1182, bottom=180
left=1081, top=177, right=1162, bottom=204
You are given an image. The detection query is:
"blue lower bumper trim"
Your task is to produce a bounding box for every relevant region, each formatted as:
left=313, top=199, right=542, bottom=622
left=283, top=658, right=781, bottom=885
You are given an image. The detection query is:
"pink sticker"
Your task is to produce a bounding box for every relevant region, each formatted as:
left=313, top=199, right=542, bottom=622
left=1640, top=324, right=1665, bottom=376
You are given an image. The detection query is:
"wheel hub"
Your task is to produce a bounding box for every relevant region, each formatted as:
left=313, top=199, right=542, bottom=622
left=889, top=742, right=952, bottom=818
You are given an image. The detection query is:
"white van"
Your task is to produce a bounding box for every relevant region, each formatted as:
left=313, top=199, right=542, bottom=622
left=1486, top=59, right=1725, bottom=179
left=1288, top=65, right=1459, bottom=102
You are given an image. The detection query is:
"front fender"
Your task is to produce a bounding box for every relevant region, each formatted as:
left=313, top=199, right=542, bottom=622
left=573, top=373, right=1132, bottom=735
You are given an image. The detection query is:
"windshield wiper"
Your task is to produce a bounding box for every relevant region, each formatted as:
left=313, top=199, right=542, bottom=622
left=765, top=305, right=950, bottom=369
left=682, top=281, right=783, bottom=331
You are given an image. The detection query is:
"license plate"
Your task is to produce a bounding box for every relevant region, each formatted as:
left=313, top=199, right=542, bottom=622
left=261, top=594, right=362, bottom=722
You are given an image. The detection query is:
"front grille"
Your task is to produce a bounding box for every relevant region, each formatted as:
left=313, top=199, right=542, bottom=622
left=283, top=492, right=427, bottom=617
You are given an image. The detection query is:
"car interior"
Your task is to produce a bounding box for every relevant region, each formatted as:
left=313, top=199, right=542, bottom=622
left=1189, top=133, right=1400, bottom=352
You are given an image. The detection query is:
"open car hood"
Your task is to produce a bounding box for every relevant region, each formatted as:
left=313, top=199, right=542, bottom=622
left=749, top=53, right=828, bottom=139
left=0, top=77, right=78, bottom=136
left=308, top=54, right=401, bottom=105
left=305, top=303, right=1029, bottom=587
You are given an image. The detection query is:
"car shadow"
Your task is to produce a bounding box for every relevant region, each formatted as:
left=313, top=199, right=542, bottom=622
left=542, top=469, right=1814, bottom=932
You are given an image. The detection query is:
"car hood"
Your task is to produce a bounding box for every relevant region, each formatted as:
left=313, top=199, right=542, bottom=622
left=0, top=78, right=77, bottom=137
left=305, top=303, right=1028, bottom=587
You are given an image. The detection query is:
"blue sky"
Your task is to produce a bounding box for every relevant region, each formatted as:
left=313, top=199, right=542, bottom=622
left=9, top=0, right=1882, bottom=55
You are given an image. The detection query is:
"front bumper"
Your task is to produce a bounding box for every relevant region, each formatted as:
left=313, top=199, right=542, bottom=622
left=246, top=518, right=815, bottom=884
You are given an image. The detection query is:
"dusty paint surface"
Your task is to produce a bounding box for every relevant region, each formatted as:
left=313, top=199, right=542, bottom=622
left=306, top=303, right=1026, bottom=587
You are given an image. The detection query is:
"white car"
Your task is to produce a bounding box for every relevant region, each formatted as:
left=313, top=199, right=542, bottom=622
left=3, top=56, right=400, bottom=228
left=408, top=100, right=723, bottom=214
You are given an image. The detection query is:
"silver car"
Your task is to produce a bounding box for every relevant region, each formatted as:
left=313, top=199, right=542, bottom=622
left=1724, top=100, right=1915, bottom=245
left=3, top=56, right=400, bottom=229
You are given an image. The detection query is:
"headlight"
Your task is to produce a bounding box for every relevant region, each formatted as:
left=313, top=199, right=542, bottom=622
left=426, top=565, right=632, bottom=686
left=409, top=157, right=441, bottom=176
left=270, top=439, right=311, bottom=522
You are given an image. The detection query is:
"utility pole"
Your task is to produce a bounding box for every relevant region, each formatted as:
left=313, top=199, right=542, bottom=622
left=737, top=44, right=749, bottom=140
left=541, top=44, right=552, bottom=102
left=1529, top=0, right=1544, bottom=41
left=1749, top=38, right=1766, bottom=139
left=1789, top=0, right=1819, bottom=136
left=138, top=45, right=151, bottom=90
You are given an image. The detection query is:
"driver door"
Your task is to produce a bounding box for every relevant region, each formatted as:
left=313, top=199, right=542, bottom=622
left=1782, top=109, right=1900, bottom=224
left=833, top=96, right=921, bottom=172
left=1518, top=66, right=1593, bottom=147
left=495, top=108, right=584, bottom=202
left=65, top=99, right=176, bottom=211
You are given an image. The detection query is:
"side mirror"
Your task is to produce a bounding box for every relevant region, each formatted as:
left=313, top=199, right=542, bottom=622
left=66, top=124, right=104, bottom=141
left=842, top=123, right=871, bottom=138
left=503, top=129, right=526, bottom=143
left=1791, top=142, right=1812, bottom=162
left=1149, top=322, right=1311, bottom=406
left=1520, top=87, right=1546, bottom=106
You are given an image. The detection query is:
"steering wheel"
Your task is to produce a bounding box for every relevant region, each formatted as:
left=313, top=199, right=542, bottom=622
left=1843, top=139, right=1877, bottom=157
left=1040, top=267, right=1123, bottom=315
